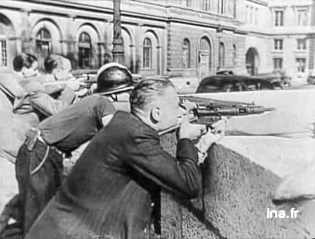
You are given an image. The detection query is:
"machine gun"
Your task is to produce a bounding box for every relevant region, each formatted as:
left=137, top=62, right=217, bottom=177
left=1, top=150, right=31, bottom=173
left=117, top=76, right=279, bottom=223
left=158, top=96, right=274, bottom=136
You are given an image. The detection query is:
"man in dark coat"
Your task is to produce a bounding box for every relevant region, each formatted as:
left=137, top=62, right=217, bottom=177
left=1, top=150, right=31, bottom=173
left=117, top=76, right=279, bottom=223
left=14, top=95, right=115, bottom=235
left=25, top=78, right=226, bottom=239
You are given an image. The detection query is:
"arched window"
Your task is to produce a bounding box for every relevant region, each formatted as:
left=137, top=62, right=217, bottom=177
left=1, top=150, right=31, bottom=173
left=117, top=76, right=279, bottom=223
left=36, top=28, right=51, bottom=57
left=219, top=42, right=225, bottom=68
left=78, top=32, right=91, bottom=68
left=182, top=39, right=190, bottom=68
left=143, top=38, right=152, bottom=69
left=199, top=37, right=212, bottom=78
left=233, top=44, right=237, bottom=66
left=0, top=36, right=7, bottom=66
left=200, top=38, right=210, bottom=51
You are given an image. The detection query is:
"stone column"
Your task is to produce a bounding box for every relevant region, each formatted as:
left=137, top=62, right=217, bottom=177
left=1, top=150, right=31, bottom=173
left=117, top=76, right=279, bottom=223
left=112, top=0, right=124, bottom=65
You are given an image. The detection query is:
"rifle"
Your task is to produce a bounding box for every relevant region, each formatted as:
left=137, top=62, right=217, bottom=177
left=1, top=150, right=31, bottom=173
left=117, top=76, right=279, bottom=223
left=72, top=70, right=98, bottom=90
left=158, top=96, right=275, bottom=136
left=77, top=74, right=97, bottom=90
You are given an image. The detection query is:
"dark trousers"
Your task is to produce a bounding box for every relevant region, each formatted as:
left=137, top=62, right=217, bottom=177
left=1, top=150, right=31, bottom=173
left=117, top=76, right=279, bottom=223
left=15, top=140, right=63, bottom=234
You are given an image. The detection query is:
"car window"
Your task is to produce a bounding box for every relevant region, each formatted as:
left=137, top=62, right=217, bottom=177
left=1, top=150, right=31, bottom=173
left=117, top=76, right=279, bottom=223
left=197, top=83, right=221, bottom=93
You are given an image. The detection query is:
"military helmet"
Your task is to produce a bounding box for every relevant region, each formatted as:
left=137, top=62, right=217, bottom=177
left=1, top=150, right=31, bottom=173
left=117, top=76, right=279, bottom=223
left=94, top=62, right=134, bottom=95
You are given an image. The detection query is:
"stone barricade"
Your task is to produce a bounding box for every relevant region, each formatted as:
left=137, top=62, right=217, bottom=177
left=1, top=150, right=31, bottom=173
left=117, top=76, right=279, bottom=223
left=149, top=133, right=313, bottom=239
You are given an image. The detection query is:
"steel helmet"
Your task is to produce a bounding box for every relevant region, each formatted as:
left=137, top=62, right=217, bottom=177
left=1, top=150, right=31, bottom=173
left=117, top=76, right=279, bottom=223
left=94, top=62, right=134, bottom=95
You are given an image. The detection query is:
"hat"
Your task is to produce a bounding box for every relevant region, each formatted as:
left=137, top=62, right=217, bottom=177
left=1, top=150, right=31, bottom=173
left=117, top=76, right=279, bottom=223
left=94, top=63, right=134, bottom=95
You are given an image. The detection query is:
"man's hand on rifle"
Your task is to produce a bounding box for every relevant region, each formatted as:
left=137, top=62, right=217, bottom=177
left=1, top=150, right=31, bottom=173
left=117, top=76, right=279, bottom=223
left=194, top=117, right=228, bottom=164
left=75, top=88, right=89, bottom=97
left=180, top=99, right=197, bottom=116
left=66, top=80, right=83, bottom=91
left=179, top=116, right=207, bottom=141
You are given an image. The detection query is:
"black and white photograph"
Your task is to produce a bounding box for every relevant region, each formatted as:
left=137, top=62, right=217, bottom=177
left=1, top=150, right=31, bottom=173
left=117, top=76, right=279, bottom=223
left=0, top=0, right=314, bottom=238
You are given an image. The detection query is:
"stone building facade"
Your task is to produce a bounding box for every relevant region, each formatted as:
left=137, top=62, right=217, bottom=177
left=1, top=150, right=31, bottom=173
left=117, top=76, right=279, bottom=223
left=242, top=0, right=315, bottom=81
left=0, top=0, right=314, bottom=80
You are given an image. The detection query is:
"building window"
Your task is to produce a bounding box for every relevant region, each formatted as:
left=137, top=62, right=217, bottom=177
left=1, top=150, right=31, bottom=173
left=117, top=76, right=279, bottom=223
left=78, top=32, right=91, bottom=69
left=275, top=10, right=284, bottom=26
left=143, top=38, right=152, bottom=69
left=296, top=58, right=306, bottom=72
left=0, top=37, right=7, bottom=66
left=36, top=28, right=52, bottom=56
left=273, top=58, right=283, bottom=70
left=219, top=42, right=225, bottom=68
left=233, top=44, right=237, bottom=66
left=200, top=38, right=210, bottom=51
left=274, top=39, right=283, bottom=50
left=297, top=9, right=308, bottom=26
left=202, top=0, right=211, bottom=11
left=182, top=39, right=190, bottom=68
left=297, top=39, right=307, bottom=50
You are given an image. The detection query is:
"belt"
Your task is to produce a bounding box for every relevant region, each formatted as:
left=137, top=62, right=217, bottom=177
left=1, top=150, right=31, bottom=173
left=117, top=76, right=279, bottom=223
left=37, top=133, right=63, bottom=156
left=25, top=128, right=63, bottom=155
left=25, top=128, right=64, bottom=175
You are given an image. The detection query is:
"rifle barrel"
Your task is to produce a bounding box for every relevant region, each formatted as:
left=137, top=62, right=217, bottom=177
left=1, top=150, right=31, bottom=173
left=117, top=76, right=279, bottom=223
left=196, top=106, right=274, bottom=116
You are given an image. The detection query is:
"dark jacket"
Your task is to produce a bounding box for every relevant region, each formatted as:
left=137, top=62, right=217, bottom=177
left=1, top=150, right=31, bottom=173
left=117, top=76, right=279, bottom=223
left=25, top=111, right=201, bottom=239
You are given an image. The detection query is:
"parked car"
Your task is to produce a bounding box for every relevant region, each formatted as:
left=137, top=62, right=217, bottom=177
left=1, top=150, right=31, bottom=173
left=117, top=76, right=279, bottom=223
left=196, top=75, right=275, bottom=93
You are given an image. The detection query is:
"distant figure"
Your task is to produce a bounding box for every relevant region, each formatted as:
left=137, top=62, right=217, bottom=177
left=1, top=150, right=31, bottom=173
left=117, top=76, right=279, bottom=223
left=13, top=53, right=39, bottom=79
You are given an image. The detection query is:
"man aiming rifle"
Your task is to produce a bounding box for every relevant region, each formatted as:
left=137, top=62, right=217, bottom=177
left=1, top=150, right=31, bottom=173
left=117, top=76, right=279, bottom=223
left=24, top=78, right=227, bottom=239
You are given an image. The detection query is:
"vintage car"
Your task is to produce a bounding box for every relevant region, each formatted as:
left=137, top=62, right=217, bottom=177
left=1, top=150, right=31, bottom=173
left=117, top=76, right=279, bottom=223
left=196, top=75, right=275, bottom=93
